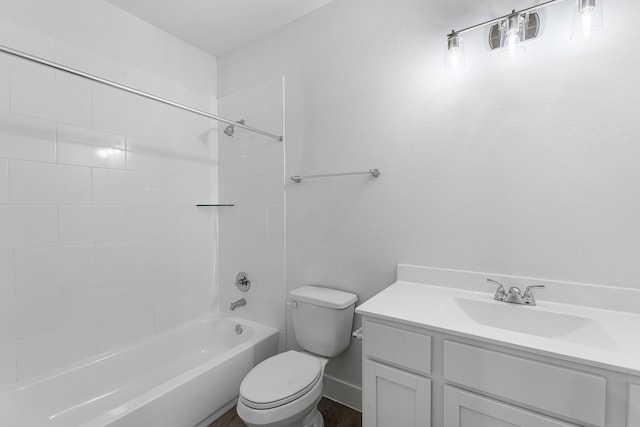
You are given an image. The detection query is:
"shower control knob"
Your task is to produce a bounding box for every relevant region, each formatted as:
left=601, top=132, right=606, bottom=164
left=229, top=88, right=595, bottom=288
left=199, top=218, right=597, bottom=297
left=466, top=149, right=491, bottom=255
left=235, top=272, right=251, bottom=292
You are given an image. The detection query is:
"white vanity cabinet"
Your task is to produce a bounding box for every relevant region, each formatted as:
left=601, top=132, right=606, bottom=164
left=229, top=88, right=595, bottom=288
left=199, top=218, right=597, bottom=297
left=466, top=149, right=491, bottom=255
left=363, top=360, right=431, bottom=427
left=362, top=320, right=432, bottom=427
left=628, top=384, right=640, bottom=426
left=443, top=386, right=579, bottom=427
left=361, top=317, right=638, bottom=427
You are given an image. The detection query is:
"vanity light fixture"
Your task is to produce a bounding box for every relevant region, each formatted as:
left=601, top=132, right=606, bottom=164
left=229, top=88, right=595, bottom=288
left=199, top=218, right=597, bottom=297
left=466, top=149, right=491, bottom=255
left=501, top=11, right=527, bottom=57
left=446, top=32, right=465, bottom=69
left=446, top=0, right=603, bottom=68
left=572, top=0, right=603, bottom=40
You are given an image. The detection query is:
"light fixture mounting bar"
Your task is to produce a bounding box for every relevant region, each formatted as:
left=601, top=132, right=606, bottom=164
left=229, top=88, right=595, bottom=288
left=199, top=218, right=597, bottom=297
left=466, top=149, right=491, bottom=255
left=448, top=0, right=568, bottom=36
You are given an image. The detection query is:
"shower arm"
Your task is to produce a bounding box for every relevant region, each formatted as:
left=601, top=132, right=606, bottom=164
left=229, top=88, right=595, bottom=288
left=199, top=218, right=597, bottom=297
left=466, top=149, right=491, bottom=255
left=0, top=43, right=283, bottom=142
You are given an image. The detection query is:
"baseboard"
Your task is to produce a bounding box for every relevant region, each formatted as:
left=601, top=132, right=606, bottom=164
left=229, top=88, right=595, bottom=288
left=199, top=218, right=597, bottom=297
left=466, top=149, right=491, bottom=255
left=323, top=374, right=362, bottom=412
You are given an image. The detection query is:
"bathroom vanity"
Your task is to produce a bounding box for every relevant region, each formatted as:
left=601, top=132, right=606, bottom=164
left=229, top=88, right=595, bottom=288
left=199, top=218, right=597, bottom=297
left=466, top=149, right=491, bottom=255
left=356, top=265, right=640, bottom=427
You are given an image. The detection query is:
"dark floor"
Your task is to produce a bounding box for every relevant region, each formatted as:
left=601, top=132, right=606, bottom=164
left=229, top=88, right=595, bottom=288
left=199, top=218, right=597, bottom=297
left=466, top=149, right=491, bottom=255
left=209, top=397, right=362, bottom=427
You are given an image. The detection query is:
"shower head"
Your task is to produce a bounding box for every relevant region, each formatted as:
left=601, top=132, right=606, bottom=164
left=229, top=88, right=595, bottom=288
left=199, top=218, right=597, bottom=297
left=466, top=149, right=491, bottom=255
left=223, top=119, right=245, bottom=137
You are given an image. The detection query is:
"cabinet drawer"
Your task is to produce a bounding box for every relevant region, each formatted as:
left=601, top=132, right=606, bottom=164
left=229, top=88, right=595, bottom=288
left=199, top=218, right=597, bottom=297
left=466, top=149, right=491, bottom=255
left=364, top=320, right=431, bottom=375
left=444, top=385, right=579, bottom=427
left=444, top=341, right=606, bottom=427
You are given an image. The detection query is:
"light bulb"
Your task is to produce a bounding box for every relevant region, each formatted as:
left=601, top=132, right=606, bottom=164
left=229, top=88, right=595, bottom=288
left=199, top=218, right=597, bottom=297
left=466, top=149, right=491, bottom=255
left=580, top=5, right=594, bottom=38
left=500, top=13, right=526, bottom=58
left=572, top=0, right=602, bottom=41
left=506, top=32, right=520, bottom=57
left=445, top=33, right=465, bottom=70
left=449, top=47, right=460, bottom=68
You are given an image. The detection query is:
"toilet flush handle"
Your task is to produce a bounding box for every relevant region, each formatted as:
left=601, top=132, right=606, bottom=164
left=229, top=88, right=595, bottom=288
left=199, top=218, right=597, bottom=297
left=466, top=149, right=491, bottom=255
left=286, top=301, right=298, bottom=309
left=352, top=327, right=363, bottom=340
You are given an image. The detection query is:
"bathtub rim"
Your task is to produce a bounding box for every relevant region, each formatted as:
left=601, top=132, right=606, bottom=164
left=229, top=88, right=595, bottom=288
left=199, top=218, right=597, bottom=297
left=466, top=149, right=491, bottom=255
left=81, top=314, right=279, bottom=427
left=0, top=311, right=278, bottom=397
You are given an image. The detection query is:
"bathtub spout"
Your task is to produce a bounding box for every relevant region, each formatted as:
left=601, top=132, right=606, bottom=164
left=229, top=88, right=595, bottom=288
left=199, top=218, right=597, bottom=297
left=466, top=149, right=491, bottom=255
left=230, top=298, right=246, bottom=311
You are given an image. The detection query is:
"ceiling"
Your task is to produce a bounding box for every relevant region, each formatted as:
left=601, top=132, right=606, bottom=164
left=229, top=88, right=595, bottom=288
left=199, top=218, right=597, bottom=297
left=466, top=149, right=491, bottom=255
left=106, top=0, right=337, bottom=57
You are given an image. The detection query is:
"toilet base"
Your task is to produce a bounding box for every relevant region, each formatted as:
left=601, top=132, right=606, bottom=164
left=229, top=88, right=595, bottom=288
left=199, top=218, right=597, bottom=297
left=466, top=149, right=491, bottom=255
left=238, top=405, right=323, bottom=427
left=302, top=408, right=323, bottom=427
left=237, top=392, right=323, bottom=427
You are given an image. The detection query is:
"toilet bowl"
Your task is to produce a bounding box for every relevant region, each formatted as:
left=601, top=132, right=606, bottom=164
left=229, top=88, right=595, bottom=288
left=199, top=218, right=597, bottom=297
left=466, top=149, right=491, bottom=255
left=236, top=351, right=327, bottom=427
left=236, top=286, right=358, bottom=427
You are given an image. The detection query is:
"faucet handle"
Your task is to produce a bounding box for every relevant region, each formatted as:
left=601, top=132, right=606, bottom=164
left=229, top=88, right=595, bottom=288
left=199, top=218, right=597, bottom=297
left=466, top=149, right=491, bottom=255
left=523, top=284, right=545, bottom=305
left=235, top=272, right=251, bottom=292
left=487, top=278, right=507, bottom=301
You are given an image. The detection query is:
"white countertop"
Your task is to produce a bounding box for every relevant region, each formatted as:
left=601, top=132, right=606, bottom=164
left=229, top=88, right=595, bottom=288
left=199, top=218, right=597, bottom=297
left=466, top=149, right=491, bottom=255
left=356, top=280, right=640, bottom=376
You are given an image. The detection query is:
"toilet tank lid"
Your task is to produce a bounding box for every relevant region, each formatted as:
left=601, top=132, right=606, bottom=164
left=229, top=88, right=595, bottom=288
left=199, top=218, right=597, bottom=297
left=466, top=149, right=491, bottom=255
left=289, top=286, right=358, bottom=309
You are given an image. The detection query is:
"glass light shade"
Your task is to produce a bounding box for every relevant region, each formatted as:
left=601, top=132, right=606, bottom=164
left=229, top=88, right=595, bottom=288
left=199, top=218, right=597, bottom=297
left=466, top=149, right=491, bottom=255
left=571, top=0, right=603, bottom=40
left=445, top=33, right=465, bottom=70
left=500, top=13, right=526, bottom=57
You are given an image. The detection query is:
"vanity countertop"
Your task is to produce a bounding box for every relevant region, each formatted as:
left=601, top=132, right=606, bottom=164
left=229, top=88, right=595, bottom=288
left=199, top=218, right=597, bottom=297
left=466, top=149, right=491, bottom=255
left=356, top=279, right=640, bottom=376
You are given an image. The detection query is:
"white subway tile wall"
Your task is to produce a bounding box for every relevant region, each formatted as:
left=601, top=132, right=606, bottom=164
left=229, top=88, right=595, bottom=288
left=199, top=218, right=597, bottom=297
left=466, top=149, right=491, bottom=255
left=10, top=160, right=92, bottom=204
left=0, top=205, right=59, bottom=250
left=218, top=77, right=285, bottom=349
left=15, top=321, right=96, bottom=381
left=59, top=205, right=128, bottom=244
left=126, top=137, right=178, bottom=174
left=0, top=112, right=56, bottom=162
left=0, top=160, right=8, bottom=203
left=57, top=124, right=127, bottom=170
left=0, top=342, right=16, bottom=386
left=11, top=70, right=93, bottom=127
left=96, top=304, right=155, bottom=353
left=92, top=169, right=153, bottom=205
left=0, top=16, right=218, bottom=388
left=14, top=244, right=95, bottom=292
left=0, top=251, right=14, bottom=297
left=93, top=90, right=153, bottom=137
left=0, top=289, right=61, bottom=342
left=0, top=67, right=10, bottom=113
left=95, top=240, right=155, bottom=280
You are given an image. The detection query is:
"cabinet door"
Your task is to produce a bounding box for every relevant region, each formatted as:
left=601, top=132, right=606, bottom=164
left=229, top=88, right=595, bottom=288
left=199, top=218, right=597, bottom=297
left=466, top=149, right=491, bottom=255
left=363, top=359, right=430, bottom=427
left=629, top=384, right=640, bottom=427
left=443, top=386, right=579, bottom=427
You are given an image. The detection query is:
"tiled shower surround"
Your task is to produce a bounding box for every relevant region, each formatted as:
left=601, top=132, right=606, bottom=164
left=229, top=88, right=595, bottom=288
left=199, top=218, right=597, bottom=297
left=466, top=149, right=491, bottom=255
left=218, top=77, right=286, bottom=348
left=0, top=13, right=218, bottom=388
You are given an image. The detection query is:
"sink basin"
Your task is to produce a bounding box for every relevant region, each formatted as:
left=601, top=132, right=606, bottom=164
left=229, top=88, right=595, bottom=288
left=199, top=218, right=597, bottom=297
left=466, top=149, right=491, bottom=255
left=444, top=297, right=618, bottom=350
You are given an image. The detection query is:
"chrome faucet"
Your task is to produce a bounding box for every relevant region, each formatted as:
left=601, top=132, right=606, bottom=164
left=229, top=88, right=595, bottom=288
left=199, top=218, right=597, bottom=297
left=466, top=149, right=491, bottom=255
left=506, top=286, right=526, bottom=304
left=487, top=278, right=545, bottom=306
left=522, top=285, right=545, bottom=306
left=486, top=278, right=507, bottom=301
left=230, top=298, right=246, bottom=311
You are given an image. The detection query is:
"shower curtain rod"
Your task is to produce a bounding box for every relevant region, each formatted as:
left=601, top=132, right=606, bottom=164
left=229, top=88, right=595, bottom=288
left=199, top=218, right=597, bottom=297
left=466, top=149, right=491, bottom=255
left=0, top=43, right=284, bottom=142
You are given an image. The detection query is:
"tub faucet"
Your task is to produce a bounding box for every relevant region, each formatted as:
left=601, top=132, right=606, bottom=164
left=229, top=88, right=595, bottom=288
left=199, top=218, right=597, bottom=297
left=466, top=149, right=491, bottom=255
left=230, top=298, right=246, bottom=311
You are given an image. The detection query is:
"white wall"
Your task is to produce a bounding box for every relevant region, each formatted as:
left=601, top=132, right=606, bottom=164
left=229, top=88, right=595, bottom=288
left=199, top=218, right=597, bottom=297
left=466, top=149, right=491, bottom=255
left=218, top=0, right=640, bottom=408
left=0, top=0, right=218, bottom=388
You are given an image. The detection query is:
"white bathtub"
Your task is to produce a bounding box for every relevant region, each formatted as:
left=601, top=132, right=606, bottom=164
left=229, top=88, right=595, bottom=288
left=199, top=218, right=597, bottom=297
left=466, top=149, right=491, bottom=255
left=0, top=313, right=278, bottom=427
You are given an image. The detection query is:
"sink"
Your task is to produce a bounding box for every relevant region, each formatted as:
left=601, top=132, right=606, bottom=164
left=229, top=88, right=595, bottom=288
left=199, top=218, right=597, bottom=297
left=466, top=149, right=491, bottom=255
left=444, top=297, right=618, bottom=350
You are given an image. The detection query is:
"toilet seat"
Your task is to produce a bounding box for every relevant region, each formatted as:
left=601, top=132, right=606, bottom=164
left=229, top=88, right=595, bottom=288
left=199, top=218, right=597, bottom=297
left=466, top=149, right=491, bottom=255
left=239, top=351, right=323, bottom=410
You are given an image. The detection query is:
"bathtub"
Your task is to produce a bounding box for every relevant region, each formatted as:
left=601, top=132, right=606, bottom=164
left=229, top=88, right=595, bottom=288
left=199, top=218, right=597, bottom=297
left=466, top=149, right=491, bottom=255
left=0, top=313, right=279, bottom=427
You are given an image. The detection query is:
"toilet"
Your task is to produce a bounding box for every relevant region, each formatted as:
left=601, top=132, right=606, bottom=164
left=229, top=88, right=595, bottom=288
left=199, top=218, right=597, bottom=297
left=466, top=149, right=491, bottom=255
left=236, top=285, right=358, bottom=427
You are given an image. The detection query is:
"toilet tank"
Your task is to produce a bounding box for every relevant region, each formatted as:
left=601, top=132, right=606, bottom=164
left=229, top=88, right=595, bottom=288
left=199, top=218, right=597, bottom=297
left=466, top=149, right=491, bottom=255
left=288, top=286, right=358, bottom=357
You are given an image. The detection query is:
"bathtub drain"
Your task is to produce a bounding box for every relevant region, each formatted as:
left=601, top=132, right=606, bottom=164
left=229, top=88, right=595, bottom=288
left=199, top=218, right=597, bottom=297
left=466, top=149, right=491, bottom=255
left=235, top=324, right=243, bottom=335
